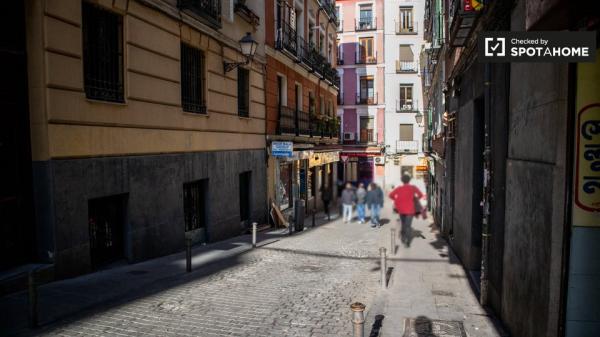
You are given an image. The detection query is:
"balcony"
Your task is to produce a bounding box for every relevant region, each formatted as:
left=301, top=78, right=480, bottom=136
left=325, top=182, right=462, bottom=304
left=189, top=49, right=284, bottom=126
left=396, top=60, right=418, bottom=73
left=355, top=17, right=376, bottom=31
left=448, top=0, right=478, bottom=47
left=277, top=21, right=298, bottom=56
left=356, top=93, right=378, bottom=105
left=396, top=20, right=418, bottom=34
left=177, top=0, right=221, bottom=28
left=234, top=1, right=259, bottom=26
left=356, top=52, right=377, bottom=65
left=320, top=0, right=338, bottom=25
left=396, top=140, right=419, bottom=154
left=278, top=107, right=338, bottom=139
left=396, top=99, right=419, bottom=112
left=360, top=129, right=376, bottom=144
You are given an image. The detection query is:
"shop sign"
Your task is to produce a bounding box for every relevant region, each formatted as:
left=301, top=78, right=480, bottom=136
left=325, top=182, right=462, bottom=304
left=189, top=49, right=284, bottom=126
left=573, top=50, right=600, bottom=227
left=575, top=103, right=600, bottom=214
left=272, top=141, right=293, bottom=157
left=309, top=151, right=340, bottom=168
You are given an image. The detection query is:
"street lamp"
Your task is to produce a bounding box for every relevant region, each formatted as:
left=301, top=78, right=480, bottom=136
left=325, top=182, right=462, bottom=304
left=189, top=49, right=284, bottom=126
left=415, top=111, right=424, bottom=127
left=223, top=32, right=258, bottom=73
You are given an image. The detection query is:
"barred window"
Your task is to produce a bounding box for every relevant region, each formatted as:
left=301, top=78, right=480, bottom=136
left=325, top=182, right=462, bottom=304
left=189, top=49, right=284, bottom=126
left=82, top=2, right=124, bottom=103
left=181, top=43, right=206, bottom=114
left=237, top=68, right=249, bottom=117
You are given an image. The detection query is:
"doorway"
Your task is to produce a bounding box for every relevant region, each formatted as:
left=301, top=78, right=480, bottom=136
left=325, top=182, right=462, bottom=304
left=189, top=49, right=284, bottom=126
left=88, top=194, right=127, bottom=269
left=239, top=171, right=252, bottom=225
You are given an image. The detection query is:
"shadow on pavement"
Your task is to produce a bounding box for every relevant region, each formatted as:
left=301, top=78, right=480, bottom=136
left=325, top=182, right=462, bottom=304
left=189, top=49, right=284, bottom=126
left=368, top=314, right=385, bottom=337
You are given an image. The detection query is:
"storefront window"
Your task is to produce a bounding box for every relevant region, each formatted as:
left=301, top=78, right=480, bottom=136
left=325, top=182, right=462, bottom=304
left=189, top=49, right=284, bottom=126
left=278, top=162, right=292, bottom=209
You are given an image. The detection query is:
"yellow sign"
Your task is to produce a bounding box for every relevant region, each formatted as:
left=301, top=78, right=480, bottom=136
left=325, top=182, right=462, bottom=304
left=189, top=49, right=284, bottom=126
left=573, top=49, right=600, bottom=226
left=471, top=0, right=484, bottom=11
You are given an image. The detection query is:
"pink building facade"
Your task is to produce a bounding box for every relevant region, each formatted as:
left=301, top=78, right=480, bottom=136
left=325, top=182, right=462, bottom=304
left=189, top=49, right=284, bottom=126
left=336, top=0, right=385, bottom=185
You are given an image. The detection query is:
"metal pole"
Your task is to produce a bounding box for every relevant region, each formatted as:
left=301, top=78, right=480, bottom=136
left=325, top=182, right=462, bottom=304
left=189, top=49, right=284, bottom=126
left=186, top=237, right=192, bottom=273
left=351, top=302, right=365, bottom=337
left=312, top=209, right=316, bottom=227
left=390, top=228, right=396, bottom=255
left=252, top=222, right=257, bottom=248
left=28, top=270, right=38, bottom=327
left=288, top=215, right=293, bottom=236
left=380, top=247, right=387, bottom=289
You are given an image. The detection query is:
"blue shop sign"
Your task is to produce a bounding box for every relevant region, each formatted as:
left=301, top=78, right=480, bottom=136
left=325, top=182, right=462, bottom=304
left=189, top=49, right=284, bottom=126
left=272, top=141, right=293, bottom=157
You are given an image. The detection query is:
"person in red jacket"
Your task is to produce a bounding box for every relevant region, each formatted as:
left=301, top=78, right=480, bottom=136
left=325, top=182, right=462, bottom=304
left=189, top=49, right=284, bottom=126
left=389, top=174, right=424, bottom=246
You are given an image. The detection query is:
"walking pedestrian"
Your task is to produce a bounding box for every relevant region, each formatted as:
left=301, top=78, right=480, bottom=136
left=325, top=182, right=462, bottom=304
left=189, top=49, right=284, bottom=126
left=341, top=182, right=356, bottom=223
left=366, top=183, right=384, bottom=227
left=356, top=183, right=367, bottom=223
left=388, top=174, right=424, bottom=246
left=321, top=184, right=331, bottom=221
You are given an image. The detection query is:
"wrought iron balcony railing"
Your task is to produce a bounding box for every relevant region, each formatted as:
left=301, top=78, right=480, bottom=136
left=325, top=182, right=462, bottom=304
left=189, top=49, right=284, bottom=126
left=396, top=99, right=419, bottom=112
left=277, top=21, right=298, bottom=55
left=396, top=140, right=419, bottom=154
left=356, top=17, right=376, bottom=31
left=356, top=52, right=377, bottom=65
left=320, top=0, right=338, bottom=25
left=395, top=60, right=418, bottom=73
left=298, top=109, right=311, bottom=136
left=395, top=20, right=418, bottom=34
left=356, top=93, right=378, bottom=105
left=278, top=106, right=296, bottom=135
left=359, top=129, right=375, bottom=144
left=177, top=0, right=221, bottom=28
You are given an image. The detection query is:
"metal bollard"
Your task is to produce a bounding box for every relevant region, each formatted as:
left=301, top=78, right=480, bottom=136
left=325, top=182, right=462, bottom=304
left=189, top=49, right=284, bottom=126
left=288, top=215, right=293, bottom=236
left=312, top=210, right=316, bottom=227
left=28, top=270, right=38, bottom=328
left=390, top=228, right=396, bottom=255
left=351, top=302, right=366, bottom=337
left=252, top=222, right=257, bottom=248
left=186, top=237, right=192, bottom=273
left=380, top=247, right=387, bottom=289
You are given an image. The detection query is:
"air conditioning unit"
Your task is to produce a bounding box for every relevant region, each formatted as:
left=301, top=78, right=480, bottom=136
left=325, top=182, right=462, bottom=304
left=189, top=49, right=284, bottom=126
left=374, top=156, right=385, bottom=165
left=344, top=132, right=355, bottom=140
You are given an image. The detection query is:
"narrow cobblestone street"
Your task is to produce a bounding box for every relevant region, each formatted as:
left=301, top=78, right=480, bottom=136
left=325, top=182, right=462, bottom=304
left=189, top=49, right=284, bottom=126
left=1, top=183, right=505, bottom=337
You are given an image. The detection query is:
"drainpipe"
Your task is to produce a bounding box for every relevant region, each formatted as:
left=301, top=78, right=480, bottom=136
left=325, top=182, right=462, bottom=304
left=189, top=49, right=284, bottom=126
left=480, top=62, right=492, bottom=306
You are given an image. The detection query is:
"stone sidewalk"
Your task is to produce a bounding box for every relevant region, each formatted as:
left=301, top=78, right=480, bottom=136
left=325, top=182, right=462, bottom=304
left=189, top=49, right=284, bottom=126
left=1, top=201, right=507, bottom=337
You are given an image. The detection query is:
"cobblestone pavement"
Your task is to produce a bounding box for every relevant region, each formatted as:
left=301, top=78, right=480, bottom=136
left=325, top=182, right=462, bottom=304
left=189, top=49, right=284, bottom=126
left=10, top=184, right=506, bottom=337
left=32, top=213, right=386, bottom=337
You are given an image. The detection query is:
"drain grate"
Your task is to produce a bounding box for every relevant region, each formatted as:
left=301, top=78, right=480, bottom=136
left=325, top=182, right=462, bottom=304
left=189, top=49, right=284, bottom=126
left=431, top=290, right=454, bottom=297
left=403, top=318, right=467, bottom=337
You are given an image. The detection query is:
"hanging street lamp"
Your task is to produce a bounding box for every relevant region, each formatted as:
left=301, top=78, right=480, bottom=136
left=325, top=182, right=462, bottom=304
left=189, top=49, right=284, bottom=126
left=223, top=32, right=258, bottom=73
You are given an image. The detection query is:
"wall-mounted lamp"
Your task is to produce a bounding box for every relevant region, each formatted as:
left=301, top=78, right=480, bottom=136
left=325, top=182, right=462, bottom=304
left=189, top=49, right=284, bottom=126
left=223, top=32, right=258, bottom=73
left=415, top=111, right=424, bottom=127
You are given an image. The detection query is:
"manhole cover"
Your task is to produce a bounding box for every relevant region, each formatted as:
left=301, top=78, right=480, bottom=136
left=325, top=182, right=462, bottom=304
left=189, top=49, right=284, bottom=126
left=431, top=290, right=454, bottom=297
left=403, top=318, right=467, bottom=337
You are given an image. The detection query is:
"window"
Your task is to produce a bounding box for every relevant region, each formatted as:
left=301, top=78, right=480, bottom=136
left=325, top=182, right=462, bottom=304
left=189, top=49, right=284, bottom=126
left=360, top=116, right=374, bottom=143
left=82, top=2, right=124, bottom=103
left=183, top=179, right=208, bottom=232
left=238, top=68, right=250, bottom=117
left=400, top=84, right=413, bottom=110
left=398, top=45, right=415, bottom=72
left=359, top=76, right=375, bottom=104
left=358, top=37, right=374, bottom=63
left=358, top=4, right=374, bottom=30
left=88, top=194, right=127, bottom=269
left=278, top=162, right=293, bottom=209
left=399, top=7, right=414, bottom=32
left=181, top=43, right=206, bottom=113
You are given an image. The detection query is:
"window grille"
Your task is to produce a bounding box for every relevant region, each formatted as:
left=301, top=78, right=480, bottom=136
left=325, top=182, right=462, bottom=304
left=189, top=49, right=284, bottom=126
left=82, top=2, right=124, bottom=103
left=184, top=180, right=207, bottom=232
left=181, top=43, right=207, bottom=114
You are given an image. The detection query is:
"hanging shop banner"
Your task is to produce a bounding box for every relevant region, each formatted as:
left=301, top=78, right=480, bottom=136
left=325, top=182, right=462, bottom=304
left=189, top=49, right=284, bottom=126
left=272, top=141, right=293, bottom=157
left=573, top=49, right=600, bottom=227
left=309, top=151, right=340, bottom=168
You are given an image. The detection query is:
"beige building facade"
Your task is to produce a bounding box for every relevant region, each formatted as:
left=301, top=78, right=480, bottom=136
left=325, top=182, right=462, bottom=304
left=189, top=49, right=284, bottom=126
left=15, top=0, right=268, bottom=277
